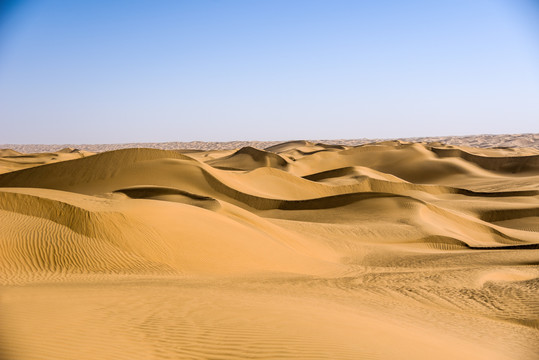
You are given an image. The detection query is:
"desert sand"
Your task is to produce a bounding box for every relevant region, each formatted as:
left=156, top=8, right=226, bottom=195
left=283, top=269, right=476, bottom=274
left=0, top=138, right=538, bottom=359
left=2, top=132, right=538, bottom=153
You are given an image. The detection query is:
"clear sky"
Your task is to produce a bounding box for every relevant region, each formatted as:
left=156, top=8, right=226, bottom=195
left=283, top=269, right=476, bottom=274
left=1, top=0, right=538, bottom=144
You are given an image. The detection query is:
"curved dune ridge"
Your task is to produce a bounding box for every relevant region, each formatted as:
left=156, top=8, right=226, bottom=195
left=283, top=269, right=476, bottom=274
left=0, top=140, right=538, bottom=360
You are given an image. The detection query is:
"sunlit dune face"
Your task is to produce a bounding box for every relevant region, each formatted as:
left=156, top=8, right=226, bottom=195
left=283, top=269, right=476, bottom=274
left=0, top=140, right=538, bottom=360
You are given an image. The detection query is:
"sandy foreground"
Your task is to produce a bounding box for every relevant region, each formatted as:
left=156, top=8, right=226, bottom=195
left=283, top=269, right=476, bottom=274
left=0, top=136, right=538, bottom=359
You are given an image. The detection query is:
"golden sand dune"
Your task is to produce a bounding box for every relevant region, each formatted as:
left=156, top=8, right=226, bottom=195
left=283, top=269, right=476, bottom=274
left=2, top=132, right=538, bottom=153
left=0, top=147, right=92, bottom=175
left=0, top=141, right=538, bottom=359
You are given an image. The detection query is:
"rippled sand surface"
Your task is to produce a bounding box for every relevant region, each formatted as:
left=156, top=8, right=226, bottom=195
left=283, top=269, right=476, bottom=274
left=1, top=140, right=538, bottom=359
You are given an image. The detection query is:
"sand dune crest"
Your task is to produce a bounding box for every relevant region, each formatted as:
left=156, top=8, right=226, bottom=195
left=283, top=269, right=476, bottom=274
left=0, top=140, right=538, bottom=359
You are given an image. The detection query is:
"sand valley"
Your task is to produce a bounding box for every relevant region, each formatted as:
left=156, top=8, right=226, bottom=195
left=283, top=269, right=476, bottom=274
left=0, top=138, right=538, bottom=359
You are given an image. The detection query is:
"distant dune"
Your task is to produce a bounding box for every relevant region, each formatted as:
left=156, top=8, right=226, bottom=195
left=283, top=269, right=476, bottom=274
left=0, top=137, right=538, bottom=360
left=2, top=132, right=538, bottom=153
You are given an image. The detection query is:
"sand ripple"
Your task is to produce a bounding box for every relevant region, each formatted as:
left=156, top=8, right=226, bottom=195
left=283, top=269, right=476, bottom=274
left=0, top=140, right=538, bottom=359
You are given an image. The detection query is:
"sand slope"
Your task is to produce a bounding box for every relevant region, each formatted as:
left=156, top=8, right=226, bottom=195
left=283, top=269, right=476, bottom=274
left=0, top=141, right=538, bottom=359
left=0, top=148, right=92, bottom=174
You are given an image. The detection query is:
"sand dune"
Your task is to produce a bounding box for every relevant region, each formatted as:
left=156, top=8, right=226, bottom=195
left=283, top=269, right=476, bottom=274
left=207, top=146, right=290, bottom=170
left=0, top=140, right=538, bottom=359
left=2, top=132, right=538, bottom=153
left=0, top=148, right=92, bottom=175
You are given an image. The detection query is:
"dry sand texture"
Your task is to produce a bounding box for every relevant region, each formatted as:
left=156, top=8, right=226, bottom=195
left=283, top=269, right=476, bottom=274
left=0, top=139, right=538, bottom=359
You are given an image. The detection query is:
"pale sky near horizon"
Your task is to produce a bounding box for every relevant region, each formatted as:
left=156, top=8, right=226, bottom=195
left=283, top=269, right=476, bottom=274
left=0, top=0, right=538, bottom=144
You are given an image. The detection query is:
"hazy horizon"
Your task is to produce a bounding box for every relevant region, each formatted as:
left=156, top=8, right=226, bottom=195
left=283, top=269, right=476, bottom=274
left=1, top=132, right=538, bottom=147
left=1, top=0, right=538, bottom=144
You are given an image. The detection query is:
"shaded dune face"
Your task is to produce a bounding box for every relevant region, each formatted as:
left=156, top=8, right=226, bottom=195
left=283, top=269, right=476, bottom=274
left=0, top=141, right=538, bottom=360
left=207, top=146, right=290, bottom=170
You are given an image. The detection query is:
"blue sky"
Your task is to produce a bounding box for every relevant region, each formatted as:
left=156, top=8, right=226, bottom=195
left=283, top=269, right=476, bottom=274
left=1, top=0, right=538, bottom=144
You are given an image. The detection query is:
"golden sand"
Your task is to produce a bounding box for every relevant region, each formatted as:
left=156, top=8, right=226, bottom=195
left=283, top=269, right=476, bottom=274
left=0, top=140, right=538, bottom=359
